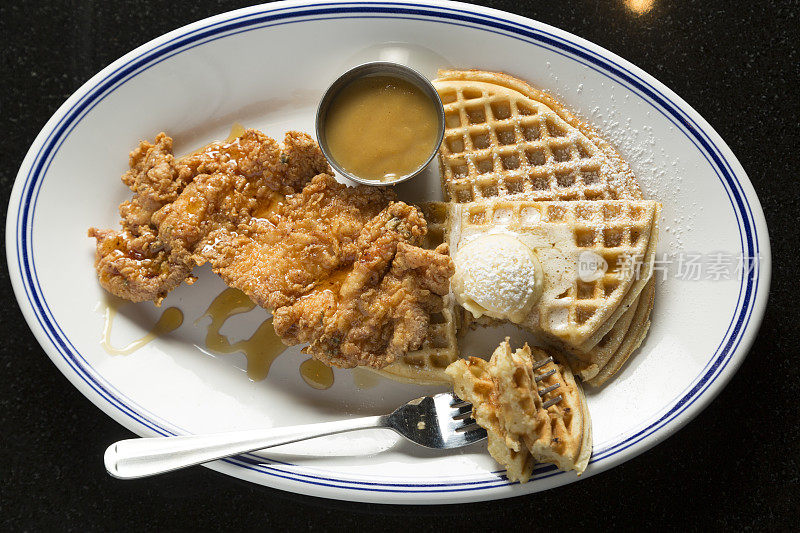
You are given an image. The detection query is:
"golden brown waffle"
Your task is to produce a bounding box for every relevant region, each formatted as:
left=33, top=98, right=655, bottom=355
left=446, top=355, right=534, bottom=483
left=446, top=339, right=592, bottom=481
left=449, top=199, right=660, bottom=352
left=566, top=278, right=656, bottom=386
left=434, top=69, right=642, bottom=204
left=371, top=203, right=460, bottom=384
left=591, top=278, right=655, bottom=385
left=565, top=286, right=639, bottom=375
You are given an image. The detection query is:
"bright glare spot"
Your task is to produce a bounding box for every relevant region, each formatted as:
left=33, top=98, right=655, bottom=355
left=625, top=0, right=655, bottom=15
left=379, top=47, right=411, bottom=66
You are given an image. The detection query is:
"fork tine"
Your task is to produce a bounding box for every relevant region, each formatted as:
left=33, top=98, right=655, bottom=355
left=452, top=410, right=473, bottom=421
left=539, top=382, right=561, bottom=396
left=450, top=394, right=471, bottom=408
left=453, top=403, right=473, bottom=415
left=534, top=368, right=556, bottom=382
left=455, top=422, right=482, bottom=433
left=531, top=356, right=553, bottom=370
left=452, top=413, right=477, bottom=426
left=542, top=395, right=563, bottom=408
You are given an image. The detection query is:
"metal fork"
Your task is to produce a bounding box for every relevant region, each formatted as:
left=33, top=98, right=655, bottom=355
left=104, top=392, right=488, bottom=479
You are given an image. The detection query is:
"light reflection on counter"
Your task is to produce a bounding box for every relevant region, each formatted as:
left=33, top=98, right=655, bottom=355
left=625, top=0, right=655, bottom=15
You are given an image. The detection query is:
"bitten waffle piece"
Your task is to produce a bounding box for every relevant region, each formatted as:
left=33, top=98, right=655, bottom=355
left=373, top=203, right=461, bottom=384
left=449, top=199, right=661, bottom=353
left=489, top=341, right=592, bottom=473
left=446, top=339, right=592, bottom=482
left=446, top=356, right=534, bottom=483
left=433, top=69, right=641, bottom=203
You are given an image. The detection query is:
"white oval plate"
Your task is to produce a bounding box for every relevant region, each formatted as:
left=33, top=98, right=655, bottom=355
left=6, top=0, right=770, bottom=504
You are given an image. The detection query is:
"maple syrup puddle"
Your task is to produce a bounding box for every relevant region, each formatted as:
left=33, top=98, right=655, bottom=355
left=101, top=298, right=183, bottom=356
left=299, top=358, right=335, bottom=390
left=199, top=288, right=286, bottom=382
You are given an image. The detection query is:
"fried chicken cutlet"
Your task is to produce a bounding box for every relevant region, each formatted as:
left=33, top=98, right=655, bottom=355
left=197, top=174, right=453, bottom=368
left=89, top=129, right=454, bottom=369
left=88, top=129, right=326, bottom=303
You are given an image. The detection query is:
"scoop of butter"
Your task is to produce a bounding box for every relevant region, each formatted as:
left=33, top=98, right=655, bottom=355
left=451, top=233, right=543, bottom=323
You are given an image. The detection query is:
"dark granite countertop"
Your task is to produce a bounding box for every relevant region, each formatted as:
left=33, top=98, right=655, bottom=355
left=2, top=0, right=798, bottom=529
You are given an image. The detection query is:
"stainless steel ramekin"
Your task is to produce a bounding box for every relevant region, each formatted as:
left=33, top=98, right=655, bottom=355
left=315, top=61, right=445, bottom=186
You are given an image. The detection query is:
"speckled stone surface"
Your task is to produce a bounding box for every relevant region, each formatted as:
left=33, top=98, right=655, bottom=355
left=1, top=0, right=798, bottom=529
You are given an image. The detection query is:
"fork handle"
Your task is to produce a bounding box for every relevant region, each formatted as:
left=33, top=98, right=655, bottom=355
left=104, top=415, right=387, bottom=479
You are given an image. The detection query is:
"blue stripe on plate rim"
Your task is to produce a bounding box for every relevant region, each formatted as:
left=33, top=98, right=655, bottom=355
left=9, top=1, right=765, bottom=493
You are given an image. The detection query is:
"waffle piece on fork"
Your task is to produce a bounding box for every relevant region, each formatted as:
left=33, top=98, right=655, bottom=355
left=446, top=339, right=591, bottom=482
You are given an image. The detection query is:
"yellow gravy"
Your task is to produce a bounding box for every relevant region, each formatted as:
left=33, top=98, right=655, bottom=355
left=324, top=75, right=439, bottom=181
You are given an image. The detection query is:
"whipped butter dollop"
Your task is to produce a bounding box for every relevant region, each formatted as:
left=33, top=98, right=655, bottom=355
left=451, top=233, right=543, bottom=323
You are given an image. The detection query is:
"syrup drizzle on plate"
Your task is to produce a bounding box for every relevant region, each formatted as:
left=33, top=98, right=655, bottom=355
left=101, top=297, right=183, bottom=355
left=199, top=288, right=286, bottom=382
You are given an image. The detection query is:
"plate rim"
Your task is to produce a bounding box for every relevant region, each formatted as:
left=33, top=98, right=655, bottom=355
left=5, top=0, right=771, bottom=504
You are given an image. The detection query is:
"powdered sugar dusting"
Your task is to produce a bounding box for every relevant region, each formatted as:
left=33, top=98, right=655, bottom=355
left=585, top=101, right=694, bottom=251
left=542, top=80, right=696, bottom=252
